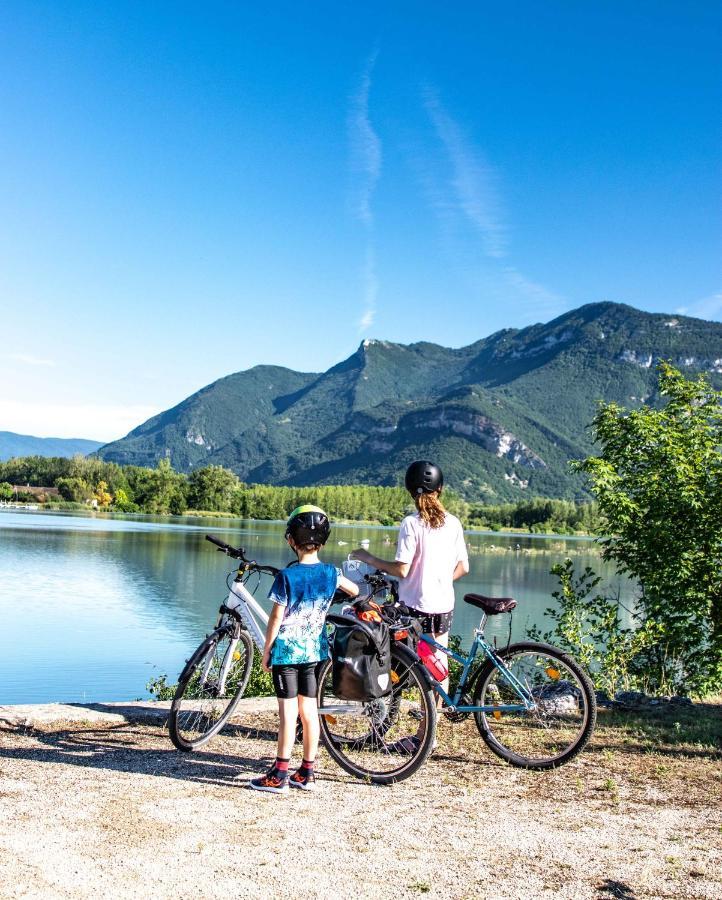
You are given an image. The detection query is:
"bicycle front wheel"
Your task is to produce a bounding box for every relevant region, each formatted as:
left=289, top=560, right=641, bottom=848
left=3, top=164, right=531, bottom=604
left=168, top=627, right=254, bottom=751
left=473, top=641, right=596, bottom=769
left=317, top=643, right=436, bottom=784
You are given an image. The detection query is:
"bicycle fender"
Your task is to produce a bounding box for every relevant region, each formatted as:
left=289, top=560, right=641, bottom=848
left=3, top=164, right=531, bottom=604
left=392, top=642, right=435, bottom=691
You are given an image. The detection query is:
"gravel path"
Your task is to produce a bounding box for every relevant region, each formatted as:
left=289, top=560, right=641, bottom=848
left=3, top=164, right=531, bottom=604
left=0, top=702, right=720, bottom=899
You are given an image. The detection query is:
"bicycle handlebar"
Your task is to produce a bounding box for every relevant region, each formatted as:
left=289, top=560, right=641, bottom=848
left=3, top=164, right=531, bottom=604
left=205, top=534, right=235, bottom=552
left=205, top=534, right=279, bottom=576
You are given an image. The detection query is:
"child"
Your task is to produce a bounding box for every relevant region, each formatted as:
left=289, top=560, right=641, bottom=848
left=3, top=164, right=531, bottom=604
left=248, top=505, right=358, bottom=794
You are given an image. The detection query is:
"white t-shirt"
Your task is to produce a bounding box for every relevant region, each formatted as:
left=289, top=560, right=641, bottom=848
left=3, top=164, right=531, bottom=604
left=395, top=512, right=468, bottom=614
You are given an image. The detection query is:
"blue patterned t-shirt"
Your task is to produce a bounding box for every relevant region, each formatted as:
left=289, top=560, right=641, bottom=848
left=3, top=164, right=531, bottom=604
left=268, top=562, right=340, bottom=666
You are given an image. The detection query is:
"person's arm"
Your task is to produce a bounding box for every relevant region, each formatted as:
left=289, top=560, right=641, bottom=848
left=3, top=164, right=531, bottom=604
left=349, top=549, right=411, bottom=579
left=452, top=519, right=470, bottom=581
left=337, top=574, right=360, bottom=597
left=453, top=558, right=470, bottom=580
left=261, top=603, right=285, bottom=672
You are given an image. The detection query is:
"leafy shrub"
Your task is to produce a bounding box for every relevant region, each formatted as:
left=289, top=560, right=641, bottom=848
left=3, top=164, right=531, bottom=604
left=575, top=363, right=722, bottom=695
left=147, top=646, right=275, bottom=701
left=528, top=558, right=661, bottom=697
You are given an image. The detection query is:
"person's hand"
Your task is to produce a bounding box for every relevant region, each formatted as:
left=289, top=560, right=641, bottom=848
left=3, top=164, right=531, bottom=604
left=262, top=649, right=272, bottom=673
left=350, top=548, right=372, bottom=564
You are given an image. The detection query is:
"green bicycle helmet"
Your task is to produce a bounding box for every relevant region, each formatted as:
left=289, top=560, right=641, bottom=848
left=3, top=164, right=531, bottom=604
left=285, top=504, right=331, bottom=546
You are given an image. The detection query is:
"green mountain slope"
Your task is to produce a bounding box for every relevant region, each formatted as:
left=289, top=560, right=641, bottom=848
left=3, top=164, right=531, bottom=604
left=97, top=303, right=722, bottom=501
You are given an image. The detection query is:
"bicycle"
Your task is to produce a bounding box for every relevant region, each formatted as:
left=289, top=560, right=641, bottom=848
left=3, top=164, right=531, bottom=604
left=167, top=535, right=280, bottom=751
left=315, top=575, right=597, bottom=775
left=168, top=537, right=437, bottom=787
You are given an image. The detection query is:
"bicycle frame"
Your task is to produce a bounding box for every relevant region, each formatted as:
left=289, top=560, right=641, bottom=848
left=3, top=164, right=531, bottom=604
left=223, top=576, right=269, bottom=649
left=198, top=570, right=271, bottom=695
left=418, top=618, right=535, bottom=714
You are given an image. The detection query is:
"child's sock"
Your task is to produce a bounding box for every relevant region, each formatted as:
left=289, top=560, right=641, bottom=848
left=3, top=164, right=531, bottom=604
left=298, top=758, right=315, bottom=776
left=273, top=757, right=290, bottom=776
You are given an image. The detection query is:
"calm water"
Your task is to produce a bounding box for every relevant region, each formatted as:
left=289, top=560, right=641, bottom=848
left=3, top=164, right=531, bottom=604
left=0, top=509, right=634, bottom=704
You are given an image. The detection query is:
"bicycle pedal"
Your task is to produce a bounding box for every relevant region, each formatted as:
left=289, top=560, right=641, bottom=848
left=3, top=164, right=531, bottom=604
left=407, top=709, right=424, bottom=721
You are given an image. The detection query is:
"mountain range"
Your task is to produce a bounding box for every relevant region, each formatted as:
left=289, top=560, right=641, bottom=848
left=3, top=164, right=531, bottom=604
left=96, top=302, right=722, bottom=502
left=0, top=432, right=103, bottom=463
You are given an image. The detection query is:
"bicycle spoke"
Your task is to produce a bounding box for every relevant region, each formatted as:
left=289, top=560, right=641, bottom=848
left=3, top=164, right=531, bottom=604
left=318, top=650, right=435, bottom=780
left=474, top=645, right=594, bottom=767
left=170, top=629, right=253, bottom=750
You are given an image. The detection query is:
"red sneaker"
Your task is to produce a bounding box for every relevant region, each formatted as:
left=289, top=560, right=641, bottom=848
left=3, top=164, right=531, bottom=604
left=289, top=769, right=316, bottom=791
left=248, top=769, right=289, bottom=794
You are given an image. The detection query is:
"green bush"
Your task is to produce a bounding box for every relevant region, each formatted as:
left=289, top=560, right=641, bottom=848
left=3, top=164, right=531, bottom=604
left=575, top=363, right=722, bottom=695
left=528, top=558, right=661, bottom=697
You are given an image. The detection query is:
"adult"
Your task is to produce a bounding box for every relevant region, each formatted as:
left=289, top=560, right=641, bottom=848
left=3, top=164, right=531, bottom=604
left=351, top=460, right=469, bottom=694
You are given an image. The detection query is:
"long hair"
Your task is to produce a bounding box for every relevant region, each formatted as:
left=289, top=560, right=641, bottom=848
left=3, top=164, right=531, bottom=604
left=415, top=490, right=446, bottom=529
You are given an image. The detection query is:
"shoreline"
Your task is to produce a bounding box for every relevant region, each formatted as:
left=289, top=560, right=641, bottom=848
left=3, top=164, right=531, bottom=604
left=0, top=697, right=276, bottom=728
left=0, top=504, right=601, bottom=542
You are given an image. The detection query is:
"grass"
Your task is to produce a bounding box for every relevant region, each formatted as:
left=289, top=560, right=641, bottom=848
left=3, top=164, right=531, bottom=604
left=430, top=697, right=721, bottom=814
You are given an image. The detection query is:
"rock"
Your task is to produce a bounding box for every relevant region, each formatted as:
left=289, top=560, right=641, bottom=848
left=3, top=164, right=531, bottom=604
left=533, top=680, right=581, bottom=714
left=614, top=690, right=649, bottom=707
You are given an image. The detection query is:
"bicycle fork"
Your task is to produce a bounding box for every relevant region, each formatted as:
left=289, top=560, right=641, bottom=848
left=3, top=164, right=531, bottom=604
left=199, top=579, right=270, bottom=695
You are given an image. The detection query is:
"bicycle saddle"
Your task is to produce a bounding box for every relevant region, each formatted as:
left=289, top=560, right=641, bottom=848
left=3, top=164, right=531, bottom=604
left=463, top=593, right=517, bottom=615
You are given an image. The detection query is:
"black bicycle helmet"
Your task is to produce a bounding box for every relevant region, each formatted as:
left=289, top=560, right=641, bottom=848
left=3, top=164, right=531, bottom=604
left=285, top=504, right=331, bottom=546
left=405, top=460, right=444, bottom=496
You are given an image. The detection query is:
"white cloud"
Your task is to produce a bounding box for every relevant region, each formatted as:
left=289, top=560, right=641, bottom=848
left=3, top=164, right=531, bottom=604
left=679, top=291, right=722, bottom=322
left=420, top=87, right=564, bottom=321
left=503, top=267, right=564, bottom=319
left=359, top=245, right=378, bottom=332
left=8, top=353, right=55, bottom=367
left=0, top=399, right=160, bottom=443
left=348, top=49, right=382, bottom=227
left=349, top=50, right=382, bottom=335
left=424, top=88, right=506, bottom=259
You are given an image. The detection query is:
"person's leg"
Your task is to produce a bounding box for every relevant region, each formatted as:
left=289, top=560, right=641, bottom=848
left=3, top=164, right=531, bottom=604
left=248, top=666, right=299, bottom=792
left=290, top=664, right=319, bottom=790
left=277, top=696, right=299, bottom=760
left=297, top=694, right=319, bottom=762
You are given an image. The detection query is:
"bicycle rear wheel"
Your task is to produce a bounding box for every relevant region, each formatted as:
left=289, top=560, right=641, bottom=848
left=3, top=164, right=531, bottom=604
left=473, top=641, right=596, bottom=769
left=169, top=627, right=253, bottom=751
left=317, top=643, right=436, bottom=784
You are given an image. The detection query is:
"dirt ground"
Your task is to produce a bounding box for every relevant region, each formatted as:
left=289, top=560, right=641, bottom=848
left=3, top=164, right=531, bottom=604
left=0, top=701, right=720, bottom=900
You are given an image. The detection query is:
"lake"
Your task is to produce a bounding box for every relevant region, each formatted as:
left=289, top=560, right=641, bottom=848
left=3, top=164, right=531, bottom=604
left=0, top=509, right=634, bottom=704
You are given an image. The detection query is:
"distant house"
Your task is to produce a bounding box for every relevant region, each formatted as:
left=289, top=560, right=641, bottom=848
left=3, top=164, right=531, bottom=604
left=12, top=485, right=61, bottom=502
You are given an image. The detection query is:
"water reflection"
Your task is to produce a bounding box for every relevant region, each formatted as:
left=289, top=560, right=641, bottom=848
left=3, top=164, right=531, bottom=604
left=0, top=510, right=633, bottom=704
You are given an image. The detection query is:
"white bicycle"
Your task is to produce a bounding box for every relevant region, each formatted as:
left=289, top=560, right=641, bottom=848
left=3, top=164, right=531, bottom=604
left=168, top=535, right=281, bottom=751
left=168, top=535, right=378, bottom=751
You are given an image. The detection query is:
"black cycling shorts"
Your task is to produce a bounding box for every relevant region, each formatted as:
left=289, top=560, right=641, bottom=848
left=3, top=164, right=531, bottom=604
left=271, top=663, right=319, bottom=699
left=410, top=609, right=454, bottom=636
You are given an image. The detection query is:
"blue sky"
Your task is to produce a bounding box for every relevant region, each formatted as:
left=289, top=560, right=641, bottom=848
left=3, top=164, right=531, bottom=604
left=1, top=2, right=720, bottom=440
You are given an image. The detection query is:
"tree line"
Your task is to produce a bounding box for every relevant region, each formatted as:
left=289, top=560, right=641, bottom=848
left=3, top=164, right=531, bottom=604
left=0, top=454, right=599, bottom=533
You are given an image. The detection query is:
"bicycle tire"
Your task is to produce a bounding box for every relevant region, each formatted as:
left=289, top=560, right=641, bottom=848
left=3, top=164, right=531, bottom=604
left=472, top=641, right=596, bottom=769
left=168, top=627, right=254, bottom=751
left=317, top=643, right=436, bottom=784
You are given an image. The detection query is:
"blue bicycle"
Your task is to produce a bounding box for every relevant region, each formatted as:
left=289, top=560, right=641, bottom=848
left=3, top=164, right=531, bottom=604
left=317, top=577, right=596, bottom=781
left=415, top=591, right=597, bottom=769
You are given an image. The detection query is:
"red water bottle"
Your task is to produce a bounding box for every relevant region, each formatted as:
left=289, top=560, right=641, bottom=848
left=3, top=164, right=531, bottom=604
left=418, top=639, right=449, bottom=681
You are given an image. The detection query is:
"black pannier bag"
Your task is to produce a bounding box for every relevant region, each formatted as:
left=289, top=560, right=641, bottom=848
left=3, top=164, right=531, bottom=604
left=330, top=613, right=392, bottom=702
